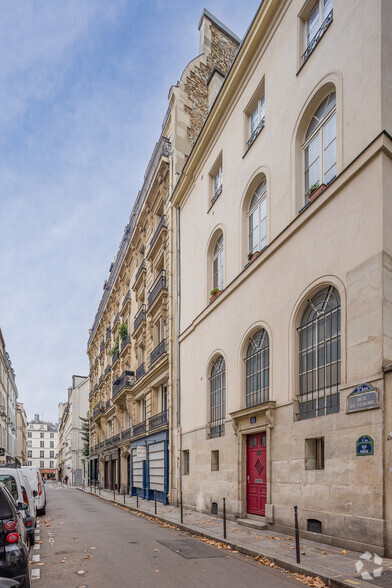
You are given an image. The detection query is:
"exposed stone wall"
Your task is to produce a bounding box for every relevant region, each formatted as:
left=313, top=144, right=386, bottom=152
left=184, top=23, right=239, bottom=144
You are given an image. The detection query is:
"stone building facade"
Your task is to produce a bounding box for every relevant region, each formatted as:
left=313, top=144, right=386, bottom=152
left=87, top=10, right=240, bottom=504
left=172, top=0, right=392, bottom=557
left=16, top=402, right=27, bottom=465
left=57, top=375, right=89, bottom=485
left=0, top=328, right=19, bottom=462
left=27, top=415, right=58, bottom=479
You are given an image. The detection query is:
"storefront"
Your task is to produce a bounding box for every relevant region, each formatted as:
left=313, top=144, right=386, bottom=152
left=130, top=430, right=168, bottom=504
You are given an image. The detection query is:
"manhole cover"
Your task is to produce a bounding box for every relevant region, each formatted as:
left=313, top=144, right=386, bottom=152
left=156, top=539, right=226, bottom=559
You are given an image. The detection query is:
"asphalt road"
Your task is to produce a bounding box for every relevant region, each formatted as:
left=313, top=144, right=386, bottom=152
left=36, top=482, right=300, bottom=587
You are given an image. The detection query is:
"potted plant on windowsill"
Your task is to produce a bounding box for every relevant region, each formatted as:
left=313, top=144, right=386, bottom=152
left=247, top=251, right=261, bottom=264
left=119, top=323, right=128, bottom=341
left=209, top=288, right=222, bottom=303
left=306, top=182, right=327, bottom=203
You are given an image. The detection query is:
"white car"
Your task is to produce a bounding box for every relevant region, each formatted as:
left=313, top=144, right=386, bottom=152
left=0, top=465, right=37, bottom=546
left=21, top=466, right=46, bottom=516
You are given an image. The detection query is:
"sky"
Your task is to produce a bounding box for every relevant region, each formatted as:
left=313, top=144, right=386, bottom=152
left=0, top=0, right=261, bottom=423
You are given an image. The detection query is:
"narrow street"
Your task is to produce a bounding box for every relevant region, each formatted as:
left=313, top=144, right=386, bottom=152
left=34, top=482, right=300, bottom=587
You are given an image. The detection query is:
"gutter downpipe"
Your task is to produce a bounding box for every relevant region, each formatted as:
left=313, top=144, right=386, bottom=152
left=176, top=204, right=182, bottom=502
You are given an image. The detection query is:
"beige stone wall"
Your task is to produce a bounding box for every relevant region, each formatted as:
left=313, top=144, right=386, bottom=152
left=174, top=0, right=392, bottom=554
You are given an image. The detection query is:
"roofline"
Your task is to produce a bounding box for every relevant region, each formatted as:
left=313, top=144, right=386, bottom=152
left=198, top=8, right=241, bottom=44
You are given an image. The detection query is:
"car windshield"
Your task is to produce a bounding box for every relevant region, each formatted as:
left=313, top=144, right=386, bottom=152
left=0, top=476, right=18, bottom=500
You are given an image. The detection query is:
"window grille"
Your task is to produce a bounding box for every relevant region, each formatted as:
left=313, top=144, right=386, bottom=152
left=209, top=357, right=226, bottom=438
left=245, top=329, right=269, bottom=407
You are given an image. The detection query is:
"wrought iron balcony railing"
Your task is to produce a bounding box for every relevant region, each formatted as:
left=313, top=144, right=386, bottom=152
left=121, top=290, right=131, bottom=310
left=135, top=363, right=145, bottom=381
left=112, top=350, right=119, bottom=364
left=148, top=270, right=167, bottom=308
left=246, top=117, right=265, bottom=151
left=149, top=410, right=168, bottom=430
left=134, top=304, right=146, bottom=332
left=113, top=313, right=120, bottom=328
left=149, top=216, right=167, bottom=252
left=133, top=260, right=146, bottom=288
left=112, top=370, right=135, bottom=398
left=150, top=339, right=166, bottom=365
left=133, top=421, right=146, bottom=436
left=301, top=10, right=333, bottom=66
left=122, top=427, right=132, bottom=441
left=121, top=334, right=130, bottom=351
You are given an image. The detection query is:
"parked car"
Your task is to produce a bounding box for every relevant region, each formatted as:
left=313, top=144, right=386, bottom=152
left=0, top=466, right=36, bottom=547
left=0, top=481, right=30, bottom=587
left=20, top=467, right=46, bottom=516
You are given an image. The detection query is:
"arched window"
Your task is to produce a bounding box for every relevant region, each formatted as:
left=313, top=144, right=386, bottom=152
left=248, top=179, right=267, bottom=256
left=212, top=234, right=224, bottom=291
left=245, top=329, right=269, bottom=407
left=298, top=285, right=340, bottom=420
left=209, top=356, right=226, bottom=438
left=303, top=91, right=336, bottom=198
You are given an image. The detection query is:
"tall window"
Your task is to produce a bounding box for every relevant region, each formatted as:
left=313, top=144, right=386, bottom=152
left=298, top=285, right=340, bottom=419
left=160, top=384, right=168, bottom=413
left=250, top=96, right=265, bottom=138
left=213, top=165, right=222, bottom=201
left=245, top=329, right=269, bottom=407
left=212, top=235, right=224, bottom=291
left=209, top=357, right=226, bottom=438
left=307, top=0, right=332, bottom=47
left=304, top=91, right=336, bottom=198
left=248, top=179, right=267, bottom=256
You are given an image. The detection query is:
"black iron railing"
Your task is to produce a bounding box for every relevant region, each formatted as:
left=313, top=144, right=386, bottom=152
left=211, top=184, right=222, bottom=206
left=122, top=427, right=132, bottom=441
left=113, top=313, right=120, bottom=328
left=149, top=216, right=167, bottom=251
left=121, top=290, right=131, bottom=310
left=149, top=410, right=168, bottom=430
left=134, top=304, right=146, bottom=332
left=301, top=10, right=333, bottom=66
left=150, top=339, right=166, bottom=365
left=246, top=117, right=265, bottom=151
left=105, top=399, right=111, bottom=411
left=133, top=421, right=146, bottom=436
left=112, top=370, right=135, bottom=398
left=87, top=136, right=171, bottom=350
left=112, top=350, right=119, bottom=364
left=135, top=363, right=145, bottom=381
left=121, top=334, right=130, bottom=351
left=148, top=270, right=167, bottom=307
left=134, top=260, right=146, bottom=287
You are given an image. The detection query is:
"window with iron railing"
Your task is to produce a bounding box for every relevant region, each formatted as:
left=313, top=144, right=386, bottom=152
left=301, top=0, right=333, bottom=67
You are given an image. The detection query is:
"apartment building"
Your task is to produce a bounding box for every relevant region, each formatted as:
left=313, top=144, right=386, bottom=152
left=0, top=328, right=19, bottom=462
left=57, top=375, right=89, bottom=485
left=88, top=10, right=240, bottom=504
left=27, top=415, right=58, bottom=479
left=172, top=0, right=392, bottom=557
left=16, top=402, right=27, bottom=465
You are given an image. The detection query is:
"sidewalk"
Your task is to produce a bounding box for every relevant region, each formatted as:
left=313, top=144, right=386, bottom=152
left=77, top=485, right=392, bottom=588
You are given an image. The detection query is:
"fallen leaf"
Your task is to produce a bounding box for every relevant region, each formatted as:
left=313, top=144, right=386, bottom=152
left=153, top=549, right=160, bottom=552
left=90, top=547, right=96, bottom=550
left=37, top=563, right=45, bottom=566
left=61, top=558, right=66, bottom=563
left=155, top=570, right=159, bottom=573
left=342, top=550, right=346, bottom=554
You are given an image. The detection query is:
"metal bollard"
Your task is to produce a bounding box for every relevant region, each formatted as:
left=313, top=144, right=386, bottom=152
left=113, top=488, right=116, bottom=501
left=137, top=488, right=139, bottom=509
left=294, top=505, right=301, bottom=564
left=123, top=487, right=126, bottom=504
left=223, top=497, right=227, bottom=539
left=180, top=491, right=183, bottom=524
left=154, top=491, right=157, bottom=515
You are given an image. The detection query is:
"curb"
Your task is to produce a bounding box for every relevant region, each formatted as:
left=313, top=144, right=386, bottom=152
left=78, top=488, right=365, bottom=588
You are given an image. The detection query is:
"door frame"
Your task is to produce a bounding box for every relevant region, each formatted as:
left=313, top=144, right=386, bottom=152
left=239, top=426, right=271, bottom=518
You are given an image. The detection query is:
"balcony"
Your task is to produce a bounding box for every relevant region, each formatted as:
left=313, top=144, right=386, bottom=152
left=112, top=313, right=120, bottom=329
left=121, top=290, right=131, bottom=313
left=147, top=216, right=167, bottom=259
left=93, top=402, right=105, bottom=419
left=133, top=421, right=146, bottom=437
left=112, top=370, right=135, bottom=399
left=120, top=334, right=130, bottom=353
left=149, top=410, right=168, bottom=431
left=112, top=350, right=120, bottom=365
left=148, top=270, right=167, bottom=309
left=100, top=340, right=104, bottom=352
left=135, top=363, right=145, bottom=381
left=150, top=339, right=166, bottom=366
left=105, top=399, right=111, bottom=412
left=133, top=260, right=146, bottom=292
left=106, top=433, right=121, bottom=448
left=122, top=427, right=132, bottom=441
left=133, top=304, right=146, bottom=334
left=104, top=365, right=111, bottom=378
left=106, top=327, right=111, bottom=342
left=300, top=9, right=333, bottom=68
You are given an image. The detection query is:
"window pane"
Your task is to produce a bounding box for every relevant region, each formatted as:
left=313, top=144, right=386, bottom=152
left=323, top=0, right=333, bottom=19
left=251, top=107, right=258, bottom=134
left=307, top=3, right=319, bottom=45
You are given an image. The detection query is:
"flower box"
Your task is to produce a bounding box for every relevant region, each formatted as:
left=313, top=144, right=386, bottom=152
left=308, top=183, right=327, bottom=203
left=209, top=289, right=222, bottom=303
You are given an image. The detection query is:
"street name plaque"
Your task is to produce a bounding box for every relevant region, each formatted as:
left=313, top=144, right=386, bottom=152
left=356, top=435, right=374, bottom=456
left=347, top=383, right=378, bottom=414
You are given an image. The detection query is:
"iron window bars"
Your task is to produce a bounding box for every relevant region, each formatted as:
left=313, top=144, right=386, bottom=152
left=297, top=285, right=340, bottom=419
left=209, top=356, right=226, bottom=438
left=245, top=329, right=269, bottom=408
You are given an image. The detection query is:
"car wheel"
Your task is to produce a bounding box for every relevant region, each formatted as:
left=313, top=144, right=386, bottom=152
left=38, top=505, right=46, bottom=516
left=29, top=532, right=35, bottom=547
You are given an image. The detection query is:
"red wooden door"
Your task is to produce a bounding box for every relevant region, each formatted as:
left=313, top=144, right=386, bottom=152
left=247, top=432, right=267, bottom=516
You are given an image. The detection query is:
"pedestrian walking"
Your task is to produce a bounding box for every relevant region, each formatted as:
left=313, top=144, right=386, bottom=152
left=64, top=475, right=68, bottom=486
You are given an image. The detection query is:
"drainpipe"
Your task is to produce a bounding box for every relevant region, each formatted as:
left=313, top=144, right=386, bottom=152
left=176, top=205, right=182, bottom=503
